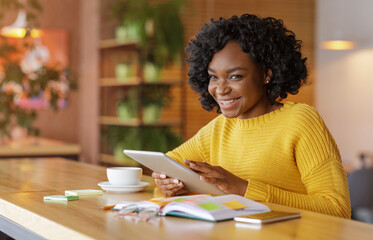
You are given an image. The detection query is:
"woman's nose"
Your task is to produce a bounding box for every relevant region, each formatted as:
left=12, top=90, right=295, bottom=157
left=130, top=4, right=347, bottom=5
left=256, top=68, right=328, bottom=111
left=216, top=80, right=230, bottom=95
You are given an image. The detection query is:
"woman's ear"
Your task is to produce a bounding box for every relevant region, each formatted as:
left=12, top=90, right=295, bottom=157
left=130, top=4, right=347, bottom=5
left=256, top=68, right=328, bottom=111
left=264, top=69, right=273, bottom=84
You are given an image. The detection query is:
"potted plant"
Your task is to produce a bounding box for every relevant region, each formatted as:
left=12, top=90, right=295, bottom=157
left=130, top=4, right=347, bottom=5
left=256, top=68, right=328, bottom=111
left=0, top=38, right=77, bottom=142
left=106, top=125, right=183, bottom=165
left=116, top=87, right=139, bottom=122
left=116, top=85, right=171, bottom=124
left=0, top=0, right=77, bottom=142
left=111, top=0, right=186, bottom=82
left=111, top=0, right=149, bottom=43
left=115, top=61, right=135, bottom=82
left=141, top=84, right=171, bottom=123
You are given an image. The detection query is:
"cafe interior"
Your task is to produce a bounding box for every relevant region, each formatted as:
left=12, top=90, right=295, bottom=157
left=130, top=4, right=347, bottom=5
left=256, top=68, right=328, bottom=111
left=0, top=0, right=373, bottom=239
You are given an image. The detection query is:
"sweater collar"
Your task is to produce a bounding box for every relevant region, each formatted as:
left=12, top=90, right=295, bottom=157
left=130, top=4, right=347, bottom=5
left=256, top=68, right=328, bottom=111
left=230, top=100, right=295, bottom=128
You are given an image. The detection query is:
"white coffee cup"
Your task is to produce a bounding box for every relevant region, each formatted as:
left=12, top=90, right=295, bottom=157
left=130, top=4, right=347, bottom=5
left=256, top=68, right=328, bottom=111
left=107, top=167, right=142, bottom=186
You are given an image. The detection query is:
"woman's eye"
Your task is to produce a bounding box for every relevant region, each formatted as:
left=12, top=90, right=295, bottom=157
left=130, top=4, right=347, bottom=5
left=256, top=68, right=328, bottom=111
left=230, top=74, right=243, bottom=80
left=208, top=74, right=218, bottom=80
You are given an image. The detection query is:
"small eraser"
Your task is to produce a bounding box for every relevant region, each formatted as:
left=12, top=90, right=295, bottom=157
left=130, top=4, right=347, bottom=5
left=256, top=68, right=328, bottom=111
left=65, top=189, right=103, bottom=196
left=44, top=195, right=79, bottom=201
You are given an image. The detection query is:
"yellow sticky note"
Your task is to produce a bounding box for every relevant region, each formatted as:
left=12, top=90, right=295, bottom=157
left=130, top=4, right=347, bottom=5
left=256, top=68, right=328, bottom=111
left=222, top=200, right=247, bottom=209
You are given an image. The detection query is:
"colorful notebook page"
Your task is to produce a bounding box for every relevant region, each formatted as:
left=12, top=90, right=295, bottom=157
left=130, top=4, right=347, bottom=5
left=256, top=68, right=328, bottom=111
left=198, top=202, right=222, bottom=211
left=147, top=199, right=170, bottom=207
left=222, top=200, right=247, bottom=210
left=173, top=198, right=187, bottom=202
left=148, top=196, right=197, bottom=207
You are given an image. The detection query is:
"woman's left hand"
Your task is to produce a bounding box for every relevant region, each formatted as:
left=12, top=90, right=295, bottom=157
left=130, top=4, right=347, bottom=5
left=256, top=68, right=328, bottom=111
left=184, top=159, right=248, bottom=196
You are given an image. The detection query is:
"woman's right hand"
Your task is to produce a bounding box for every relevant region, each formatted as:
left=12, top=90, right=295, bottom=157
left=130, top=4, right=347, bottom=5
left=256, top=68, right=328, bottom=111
left=152, top=172, right=187, bottom=196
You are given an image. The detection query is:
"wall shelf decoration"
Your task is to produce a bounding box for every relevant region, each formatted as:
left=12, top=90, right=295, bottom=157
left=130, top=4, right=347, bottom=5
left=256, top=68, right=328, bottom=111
left=99, top=39, right=185, bottom=166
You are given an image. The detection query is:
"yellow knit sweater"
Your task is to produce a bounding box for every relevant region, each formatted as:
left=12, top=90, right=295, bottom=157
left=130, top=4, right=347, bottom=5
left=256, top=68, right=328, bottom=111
left=167, top=101, right=351, bottom=218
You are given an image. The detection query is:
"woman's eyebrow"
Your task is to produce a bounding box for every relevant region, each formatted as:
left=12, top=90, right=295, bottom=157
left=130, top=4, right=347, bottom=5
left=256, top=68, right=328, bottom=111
left=226, top=67, right=247, bottom=73
left=208, top=67, right=248, bottom=73
left=207, top=67, right=216, bottom=73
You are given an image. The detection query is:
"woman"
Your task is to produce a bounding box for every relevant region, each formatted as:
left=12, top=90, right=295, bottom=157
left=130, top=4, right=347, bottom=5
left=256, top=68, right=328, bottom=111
left=152, top=14, right=351, bottom=218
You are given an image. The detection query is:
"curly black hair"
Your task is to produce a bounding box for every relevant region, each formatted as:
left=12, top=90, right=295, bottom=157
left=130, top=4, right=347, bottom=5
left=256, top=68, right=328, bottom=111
left=185, top=14, right=308, bottom=112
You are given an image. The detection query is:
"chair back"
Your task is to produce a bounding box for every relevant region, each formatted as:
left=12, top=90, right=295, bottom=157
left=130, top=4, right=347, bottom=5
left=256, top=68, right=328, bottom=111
left=348, top=167, right=373, bottom=209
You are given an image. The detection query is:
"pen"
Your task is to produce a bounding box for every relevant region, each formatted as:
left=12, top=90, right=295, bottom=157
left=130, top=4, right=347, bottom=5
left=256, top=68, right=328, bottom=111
left=103, top=205, right=115, bottom=210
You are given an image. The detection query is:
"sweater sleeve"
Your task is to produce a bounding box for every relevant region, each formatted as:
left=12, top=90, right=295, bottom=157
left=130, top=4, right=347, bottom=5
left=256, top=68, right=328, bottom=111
left=245, top=155, right=351, bottom=218
left=166, top=121, right=212, bottom=165
left=245, top=107, right=351, bottom=219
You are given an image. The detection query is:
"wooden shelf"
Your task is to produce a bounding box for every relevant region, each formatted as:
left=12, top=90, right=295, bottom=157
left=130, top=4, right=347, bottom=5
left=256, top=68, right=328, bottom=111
left=0, top=137, right=80, bottom=157
left=99, top=37, right=185, bottom=163
left=140, top=81, right=183, bottom=86
left=99, top=39, right=137, bottom=49
left=100, top=77, right=141, bottom=86
left=100, top=116, right=140, bottom=126
left=99, top=116, right=182, bottom=127
left=100, top=78, right=183, bottom=87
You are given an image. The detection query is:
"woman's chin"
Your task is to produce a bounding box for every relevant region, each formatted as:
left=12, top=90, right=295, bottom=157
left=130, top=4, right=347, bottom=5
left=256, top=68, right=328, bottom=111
left=221, top=111, right=239, bottom=119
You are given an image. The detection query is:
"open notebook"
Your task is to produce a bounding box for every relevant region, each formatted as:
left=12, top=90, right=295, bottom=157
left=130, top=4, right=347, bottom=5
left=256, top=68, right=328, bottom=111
left=113, top=194, right=270, bottom=222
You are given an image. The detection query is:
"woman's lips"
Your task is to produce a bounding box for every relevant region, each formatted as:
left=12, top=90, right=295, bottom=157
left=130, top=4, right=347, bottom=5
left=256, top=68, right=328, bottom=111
left=218, top=97, right=240, bottom=109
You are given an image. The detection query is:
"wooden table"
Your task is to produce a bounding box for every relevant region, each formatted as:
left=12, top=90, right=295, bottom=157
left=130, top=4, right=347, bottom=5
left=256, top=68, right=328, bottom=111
left=0, top=137, right=80, bottom=159
left=0, top=158, right=372, bottom=240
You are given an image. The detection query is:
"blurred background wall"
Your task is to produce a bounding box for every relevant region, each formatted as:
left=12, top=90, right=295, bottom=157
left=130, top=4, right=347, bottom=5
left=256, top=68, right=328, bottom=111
left=316, top=0, right=373, bottom=166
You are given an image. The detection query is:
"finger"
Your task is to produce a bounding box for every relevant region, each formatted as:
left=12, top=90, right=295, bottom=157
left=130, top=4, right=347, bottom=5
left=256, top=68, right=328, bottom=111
left=200, top=175, right=217, bottom=184
left=184, top=159, right=191, bottom=166
left=160, top=182, right=183, bottom=191
left=200, top=176, right=228, bottom=193
left=163, top=190, right=178, bottom=197
left=161, top=183, right=184, bottom=196
left=157, top=178, right=182, bottom=185
left=156, top=178, right=183, bottom=190
left=200, top=175, right=226, bottom=187
left=153, top=174, right=181, bottom=191
left=184, top=160, right=209, bottom=172
left=154, top=178, right=169, bottom=187
left=174, top=187, right=188, bottom=196
left=152, top=172, right=167, bottom=179
left=154, top=179, right=160, bottom=186
left=187, top=161, right=222, bottom=178
left=159, top=178, right=183, bottom=187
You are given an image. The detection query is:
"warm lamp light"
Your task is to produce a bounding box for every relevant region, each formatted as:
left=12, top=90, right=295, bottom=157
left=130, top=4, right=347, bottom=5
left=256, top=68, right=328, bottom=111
left=321, top=40, right=356, bottom=50
left=0, top=10, right=41, bottom=38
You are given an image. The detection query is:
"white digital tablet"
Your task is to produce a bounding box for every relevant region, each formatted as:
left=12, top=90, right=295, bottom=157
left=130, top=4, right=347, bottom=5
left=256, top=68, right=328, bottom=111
left=123, top=149, right=225, bottom=196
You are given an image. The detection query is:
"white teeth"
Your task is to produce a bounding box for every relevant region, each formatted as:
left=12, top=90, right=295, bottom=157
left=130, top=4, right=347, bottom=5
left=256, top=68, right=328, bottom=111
left=220, top=99, right=236, bottom=105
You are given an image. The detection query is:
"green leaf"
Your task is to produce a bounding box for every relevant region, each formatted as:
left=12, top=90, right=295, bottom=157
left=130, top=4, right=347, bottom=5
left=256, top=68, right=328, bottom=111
left=111, top=0, right=187, bottom=69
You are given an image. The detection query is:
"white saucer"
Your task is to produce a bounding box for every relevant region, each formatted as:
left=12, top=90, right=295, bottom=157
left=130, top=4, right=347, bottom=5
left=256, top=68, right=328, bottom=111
left=97, top=181, right=149, bottom=193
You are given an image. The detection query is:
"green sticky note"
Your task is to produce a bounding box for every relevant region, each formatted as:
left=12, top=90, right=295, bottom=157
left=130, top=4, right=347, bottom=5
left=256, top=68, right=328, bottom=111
left=44, top=195, right=79, bottom=201
left=173, top=198, right=187, bottom=202
left=198, top=202, right=222, bottom=211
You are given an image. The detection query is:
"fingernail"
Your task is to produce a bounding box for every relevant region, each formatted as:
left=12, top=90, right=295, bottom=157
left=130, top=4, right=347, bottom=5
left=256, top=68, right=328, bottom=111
left=190, top=163, right=196, bottom=167
left=178, top=182, right=183, bottom=186
left=173, top=179, right=179, bottom=184
left=160, top=174, right=166, bottom=178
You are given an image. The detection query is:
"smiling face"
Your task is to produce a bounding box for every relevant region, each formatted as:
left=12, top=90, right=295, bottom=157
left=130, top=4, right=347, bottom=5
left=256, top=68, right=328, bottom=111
left=207, top=41, right=273, bottom=119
